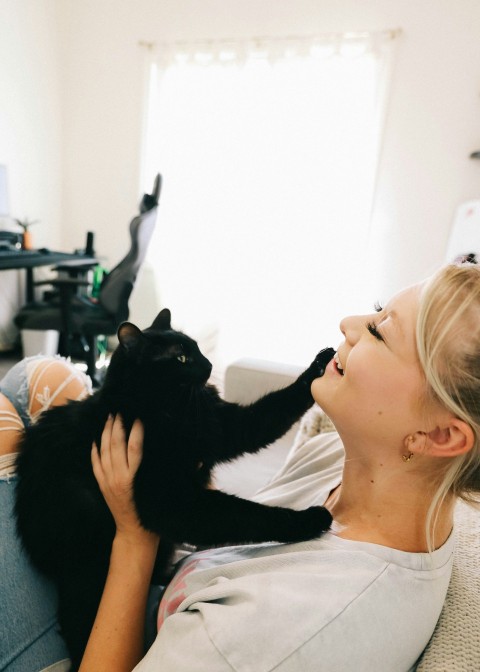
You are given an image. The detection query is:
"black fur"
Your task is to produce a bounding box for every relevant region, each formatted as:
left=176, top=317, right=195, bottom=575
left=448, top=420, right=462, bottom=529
left=15, top=308, right=334, bottom=668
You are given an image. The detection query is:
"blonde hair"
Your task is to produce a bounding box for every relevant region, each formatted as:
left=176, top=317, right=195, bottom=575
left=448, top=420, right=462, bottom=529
left=416, top=264, right=480, bottom=550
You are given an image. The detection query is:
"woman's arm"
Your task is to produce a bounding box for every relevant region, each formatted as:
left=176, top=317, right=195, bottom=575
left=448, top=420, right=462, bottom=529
left=79, top=415, right=159, bottom=672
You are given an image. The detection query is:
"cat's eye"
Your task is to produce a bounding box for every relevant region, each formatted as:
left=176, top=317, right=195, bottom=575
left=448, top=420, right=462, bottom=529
left=177, top=355, right=187, bottom=363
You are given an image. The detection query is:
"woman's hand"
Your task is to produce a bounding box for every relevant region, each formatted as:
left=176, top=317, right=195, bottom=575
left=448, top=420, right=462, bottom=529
left=91, top=414, right=155, bottom=542
left=82, top=415, right=159, bottom=671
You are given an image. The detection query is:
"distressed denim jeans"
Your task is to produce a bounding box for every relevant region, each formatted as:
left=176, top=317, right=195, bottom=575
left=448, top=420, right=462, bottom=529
left=0, top=474, right=70, bottom=671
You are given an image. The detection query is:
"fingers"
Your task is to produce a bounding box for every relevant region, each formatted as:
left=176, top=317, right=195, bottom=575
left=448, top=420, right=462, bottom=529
left=110, top=414, right=129, bottom=475
left=91, top=440, right=103, bottom=484
left=90, top=415, right=148, bottom=538
left=100, top=413, right=115, bottom=473
left=91, top=414, right=115, bottom=489
left=128, top=419, right=144, bottom=473
left=91, top=414, right=144, bottom=484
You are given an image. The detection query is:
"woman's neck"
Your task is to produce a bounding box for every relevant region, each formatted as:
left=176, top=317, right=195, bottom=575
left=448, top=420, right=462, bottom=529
left=324, top=447, right=455, bottom=552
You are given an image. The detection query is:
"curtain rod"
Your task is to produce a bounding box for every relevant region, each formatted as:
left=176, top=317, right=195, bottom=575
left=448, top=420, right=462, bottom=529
left=138, top=28, right=401, bottom=51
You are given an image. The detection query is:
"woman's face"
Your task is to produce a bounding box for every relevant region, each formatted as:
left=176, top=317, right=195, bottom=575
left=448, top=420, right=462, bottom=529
left=311, top=283, right=427, bottom=446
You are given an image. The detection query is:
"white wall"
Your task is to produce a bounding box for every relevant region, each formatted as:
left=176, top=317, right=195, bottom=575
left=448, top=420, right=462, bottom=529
left=0, top=0, right=63, bottom=248
left=1, top=0, right=480, bottom=354
left=0, top=0, right=63, bottom=348
left=54, top=0, right=480, bottom=304
left=369, top=0, right=480, bottom=298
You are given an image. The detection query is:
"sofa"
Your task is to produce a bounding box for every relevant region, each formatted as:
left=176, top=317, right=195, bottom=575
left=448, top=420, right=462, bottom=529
left=214, top=358, right=480, bottom=672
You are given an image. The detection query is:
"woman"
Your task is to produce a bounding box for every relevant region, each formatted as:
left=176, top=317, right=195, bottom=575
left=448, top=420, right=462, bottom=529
left=79, top=263, right=480, bottom=671
left=0, top=356, right=91, bottom=671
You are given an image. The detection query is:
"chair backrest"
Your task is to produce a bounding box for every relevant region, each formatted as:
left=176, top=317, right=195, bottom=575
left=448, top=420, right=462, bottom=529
left=99, top=175, right=161, bottom=322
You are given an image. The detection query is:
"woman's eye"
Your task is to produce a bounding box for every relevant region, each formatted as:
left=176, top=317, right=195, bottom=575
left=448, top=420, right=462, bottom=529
left=177, top=355, right=187, bottom=363
left=366, top=321, right=384, bottom=342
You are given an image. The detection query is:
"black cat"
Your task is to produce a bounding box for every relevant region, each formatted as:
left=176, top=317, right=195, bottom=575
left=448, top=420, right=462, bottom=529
left=15, top=309, right=334, bottom=668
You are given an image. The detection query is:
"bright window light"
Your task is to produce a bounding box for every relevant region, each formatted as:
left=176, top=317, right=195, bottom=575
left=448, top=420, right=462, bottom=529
left=143, top=34, right=396, bottom=367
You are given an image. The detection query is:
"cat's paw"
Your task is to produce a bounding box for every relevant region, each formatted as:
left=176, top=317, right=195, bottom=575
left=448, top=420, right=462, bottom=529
left=298, top=348, right=335, bottom=388
left=281, top=506, right=333, bottom=542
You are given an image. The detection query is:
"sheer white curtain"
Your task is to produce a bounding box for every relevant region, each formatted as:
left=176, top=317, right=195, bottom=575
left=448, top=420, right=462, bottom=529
left=142, top=31, right=398, bottom=367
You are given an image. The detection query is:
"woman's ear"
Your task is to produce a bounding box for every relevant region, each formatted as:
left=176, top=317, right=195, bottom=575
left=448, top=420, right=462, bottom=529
left=412, top=419, right=475, bottom=458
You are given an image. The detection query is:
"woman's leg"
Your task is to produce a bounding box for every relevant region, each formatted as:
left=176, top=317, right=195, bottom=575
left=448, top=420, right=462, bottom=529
left=0, top=474, right=71, bottom=671
left=0, top=356, right=91, bottom=670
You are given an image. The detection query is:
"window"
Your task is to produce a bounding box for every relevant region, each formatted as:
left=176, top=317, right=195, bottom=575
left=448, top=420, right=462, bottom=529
left=142, top=31, right=398, bottom=366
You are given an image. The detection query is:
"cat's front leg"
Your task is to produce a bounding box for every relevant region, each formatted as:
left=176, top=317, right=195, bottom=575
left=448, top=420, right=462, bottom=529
left=158, top=489, right=332, bottom=547
left=217, top=347, right=335, bottom=460
left=296, top=347, right=336, bottom=390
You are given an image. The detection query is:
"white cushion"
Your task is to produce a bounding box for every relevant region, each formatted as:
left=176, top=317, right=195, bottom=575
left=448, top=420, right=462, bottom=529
left=415, top=499, right=480, bottom=670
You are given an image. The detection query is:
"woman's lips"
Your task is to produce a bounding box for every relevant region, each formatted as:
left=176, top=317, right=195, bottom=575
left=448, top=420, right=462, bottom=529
left=325, top=357, right=338, bottom=375
left=326, top=355, right=344, bottom=376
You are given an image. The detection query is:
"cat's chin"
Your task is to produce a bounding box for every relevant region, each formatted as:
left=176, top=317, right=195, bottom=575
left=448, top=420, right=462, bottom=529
left=178, top=379, right=209, bottom=388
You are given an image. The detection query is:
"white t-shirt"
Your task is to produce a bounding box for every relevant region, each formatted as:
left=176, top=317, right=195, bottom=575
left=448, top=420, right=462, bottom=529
left=135, top=432, right=454, bottom=672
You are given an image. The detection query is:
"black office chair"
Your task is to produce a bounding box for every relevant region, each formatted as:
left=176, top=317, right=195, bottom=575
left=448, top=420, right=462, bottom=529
left=15, top=174, right=162, bottom=382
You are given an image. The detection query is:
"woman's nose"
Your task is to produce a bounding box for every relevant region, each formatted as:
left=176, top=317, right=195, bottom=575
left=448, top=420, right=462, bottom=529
left=339, top=315, right=362, bottom=344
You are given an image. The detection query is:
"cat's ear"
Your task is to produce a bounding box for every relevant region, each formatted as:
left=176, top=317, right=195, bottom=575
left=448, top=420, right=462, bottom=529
left=150, top=308, right=172, bottom=332
left=117, top=322, right=143, bottom=351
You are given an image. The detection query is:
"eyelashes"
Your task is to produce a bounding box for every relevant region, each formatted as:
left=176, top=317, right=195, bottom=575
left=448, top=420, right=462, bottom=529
left=366, top=321, right=384, bottom=341
left=367, top=302, right=385, bottom=340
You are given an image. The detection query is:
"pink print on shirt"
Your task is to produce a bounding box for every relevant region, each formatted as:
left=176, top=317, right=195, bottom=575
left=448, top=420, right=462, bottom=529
left=157, top=557, right=201, bottom=630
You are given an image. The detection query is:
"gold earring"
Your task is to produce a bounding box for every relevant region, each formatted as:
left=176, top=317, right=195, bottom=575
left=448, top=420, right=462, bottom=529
left=402, top=435, right=415, bottom=461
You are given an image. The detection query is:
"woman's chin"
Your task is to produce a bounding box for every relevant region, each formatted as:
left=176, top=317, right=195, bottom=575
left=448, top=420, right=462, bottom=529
left=311, top=376, right=329, bottom=407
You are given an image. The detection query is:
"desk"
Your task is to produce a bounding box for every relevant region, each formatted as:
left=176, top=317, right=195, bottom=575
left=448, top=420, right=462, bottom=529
left=0, top=249, right=98, bottom=302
